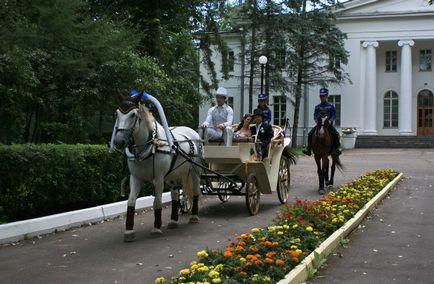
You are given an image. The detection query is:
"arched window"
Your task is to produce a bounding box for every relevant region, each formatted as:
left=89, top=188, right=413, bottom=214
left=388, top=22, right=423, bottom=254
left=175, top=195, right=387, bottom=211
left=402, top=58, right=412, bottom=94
left=383, top=91, right=399, bottom=128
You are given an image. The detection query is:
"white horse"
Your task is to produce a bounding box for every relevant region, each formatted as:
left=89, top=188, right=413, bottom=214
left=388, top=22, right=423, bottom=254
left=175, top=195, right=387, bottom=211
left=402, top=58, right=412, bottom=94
left=111, top=93, right=202, bottom=241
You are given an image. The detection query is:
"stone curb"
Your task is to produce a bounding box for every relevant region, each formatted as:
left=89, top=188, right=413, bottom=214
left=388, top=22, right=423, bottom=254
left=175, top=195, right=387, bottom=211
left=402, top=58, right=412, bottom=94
left=277, top=172, right=404, bottom=284
left=0, top=192, right=171, bottom=245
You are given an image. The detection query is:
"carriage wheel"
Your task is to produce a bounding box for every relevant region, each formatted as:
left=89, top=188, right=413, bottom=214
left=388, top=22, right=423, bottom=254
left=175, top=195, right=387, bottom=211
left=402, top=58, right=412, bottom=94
left=217, top=182, right=231, bottom=203
left=245, top=173, right=260, bottom=215
left=179, top=189, right=192, bottom=214
left=277, top=156, right=291, bottom=204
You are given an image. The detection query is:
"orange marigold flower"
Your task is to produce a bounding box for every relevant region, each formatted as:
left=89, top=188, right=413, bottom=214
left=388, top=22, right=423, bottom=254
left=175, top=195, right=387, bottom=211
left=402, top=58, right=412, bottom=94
left=258, top=237, right=266, bottom=242
left=275, top=259, right=285, bottom=266
left=264, top=241, right=272, bottom=246
left=243, top=262, right=252, bottom=267
left=255, top=254, right=261, bottom=259
left=246, top=254, right=258, bottom=261
left=233, top=267, right=243, bottom=272
left=224, top=250, right=233, bottom=257
left=228, top=242, right=235, bottom=247
left=255, top=260, right=263, bottom=266
left=240, top=233, right=250, bottom=239
left=235, top=245, right=244, bottom=251
left=239, top=271, right=247, bottom=276
left=238, top=241, right=246, bottom=246
left=293, top=257, right=299, bottom=263
left=249, top=246, right=259, bottom=252
left=266, top=252, right=276, bottom=258
left=291, top=251, right=299, bottom=258
left=265, top=258, right=273, bottom=264
left=272, top=242, right=279, bottom=246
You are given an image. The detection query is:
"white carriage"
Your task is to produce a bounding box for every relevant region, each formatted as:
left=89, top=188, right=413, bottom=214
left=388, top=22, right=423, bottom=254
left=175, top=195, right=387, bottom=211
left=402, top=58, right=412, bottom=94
left=200, top=125, right=294, bottom=215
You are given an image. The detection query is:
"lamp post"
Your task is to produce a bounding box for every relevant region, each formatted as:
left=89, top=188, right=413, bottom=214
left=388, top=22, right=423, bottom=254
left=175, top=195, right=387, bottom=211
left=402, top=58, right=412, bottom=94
left=259, top=55, right=268, bottom=95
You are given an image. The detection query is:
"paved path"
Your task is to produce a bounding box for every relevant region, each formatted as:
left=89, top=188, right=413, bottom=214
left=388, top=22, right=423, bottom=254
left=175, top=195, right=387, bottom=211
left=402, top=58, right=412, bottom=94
left=0, top=149, right=432, bottom=284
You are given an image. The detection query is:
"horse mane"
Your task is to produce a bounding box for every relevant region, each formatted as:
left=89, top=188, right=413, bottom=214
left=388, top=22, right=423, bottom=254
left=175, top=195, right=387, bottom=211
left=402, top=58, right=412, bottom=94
left=139, top=104, right=155, bottom=130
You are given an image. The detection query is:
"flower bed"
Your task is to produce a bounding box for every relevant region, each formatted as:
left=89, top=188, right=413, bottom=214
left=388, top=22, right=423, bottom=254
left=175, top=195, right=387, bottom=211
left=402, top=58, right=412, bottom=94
left=155, top=169, right=399, bottom=284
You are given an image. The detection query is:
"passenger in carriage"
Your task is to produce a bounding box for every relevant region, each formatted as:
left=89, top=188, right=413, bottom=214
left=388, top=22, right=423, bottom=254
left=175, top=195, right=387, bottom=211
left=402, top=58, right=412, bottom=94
left=253, top=93, right=272, bottom=125
left=199, top=87, right=234, bottom=146
left=302, top=87, right=342, bottom=156
left=234, top=113, right=253, bottom=139
left=251, top=109, right=274, bottom=161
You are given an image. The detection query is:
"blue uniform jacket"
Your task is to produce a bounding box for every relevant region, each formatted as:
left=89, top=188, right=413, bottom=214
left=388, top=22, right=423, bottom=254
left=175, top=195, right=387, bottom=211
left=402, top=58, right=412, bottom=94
left=314, top=102, right=336, bottom=125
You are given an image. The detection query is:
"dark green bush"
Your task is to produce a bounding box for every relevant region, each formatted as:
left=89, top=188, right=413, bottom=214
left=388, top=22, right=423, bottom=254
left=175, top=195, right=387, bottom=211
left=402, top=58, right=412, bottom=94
left=0, top=144, right=153, bottom=223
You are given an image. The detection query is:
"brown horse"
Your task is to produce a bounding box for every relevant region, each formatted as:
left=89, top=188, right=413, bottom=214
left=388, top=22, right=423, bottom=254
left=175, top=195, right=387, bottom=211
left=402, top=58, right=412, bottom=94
left=311, top=116, right=343, bottom=195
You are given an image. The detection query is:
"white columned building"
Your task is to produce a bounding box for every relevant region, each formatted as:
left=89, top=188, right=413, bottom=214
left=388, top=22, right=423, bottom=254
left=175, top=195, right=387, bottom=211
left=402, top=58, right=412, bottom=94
left=398, top=39, right=415, bottom=135
left=198, top=0, right=434, bottom=146
left=362, top=41, right=379, bottom=135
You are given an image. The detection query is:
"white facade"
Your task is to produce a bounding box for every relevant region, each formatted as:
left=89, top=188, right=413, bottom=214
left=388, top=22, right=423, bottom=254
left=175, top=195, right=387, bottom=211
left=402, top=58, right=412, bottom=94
left=199, top=0, right=434, bottom=144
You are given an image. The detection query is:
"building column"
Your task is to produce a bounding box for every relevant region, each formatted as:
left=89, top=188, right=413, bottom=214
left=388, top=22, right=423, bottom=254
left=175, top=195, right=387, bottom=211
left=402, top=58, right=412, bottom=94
left=362, top=41, right=379, bottom=135
left=398, top=40, right=415, bottom=135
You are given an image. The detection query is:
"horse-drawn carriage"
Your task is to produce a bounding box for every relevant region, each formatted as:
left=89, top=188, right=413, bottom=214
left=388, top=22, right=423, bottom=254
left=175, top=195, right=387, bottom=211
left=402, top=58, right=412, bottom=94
left=110, top=91, right=296, bottom=240
left=199, top=126, right=294, bottom=215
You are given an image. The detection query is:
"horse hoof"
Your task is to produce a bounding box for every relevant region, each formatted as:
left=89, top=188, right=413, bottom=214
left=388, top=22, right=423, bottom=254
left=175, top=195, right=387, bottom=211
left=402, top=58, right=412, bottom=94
left=318, top=189, right=325, bottom=195
left=167, top=221, right=178, bottom=229
left=124, top=230, right=136, bottom=242
left=189, top=215, right=199, bottom=223
left=150, top=228, right=163, bottom=236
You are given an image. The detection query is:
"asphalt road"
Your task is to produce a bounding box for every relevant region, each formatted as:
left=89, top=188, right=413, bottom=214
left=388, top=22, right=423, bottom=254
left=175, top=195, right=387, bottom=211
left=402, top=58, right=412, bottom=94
left=0, top=149, right=433, bottom=284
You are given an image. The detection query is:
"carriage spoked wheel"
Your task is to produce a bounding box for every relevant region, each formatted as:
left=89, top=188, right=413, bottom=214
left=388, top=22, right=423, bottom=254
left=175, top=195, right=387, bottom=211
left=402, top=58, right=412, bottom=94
left=277, top=155, right=291, bottom=204
left=217, top=181, right=231, bottom=203
left=245, top=173, right=260, bottom=215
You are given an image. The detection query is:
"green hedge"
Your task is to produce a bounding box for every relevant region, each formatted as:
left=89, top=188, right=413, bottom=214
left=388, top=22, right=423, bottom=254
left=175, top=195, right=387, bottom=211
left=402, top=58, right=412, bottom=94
left=0, top=144, right=153, bottom=223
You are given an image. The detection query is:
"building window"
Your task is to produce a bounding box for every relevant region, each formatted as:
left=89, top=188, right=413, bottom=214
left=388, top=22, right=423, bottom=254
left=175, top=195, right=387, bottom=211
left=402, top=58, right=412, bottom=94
left=275, top=49, right=286, bottom=70
left=385, top=50, right=397, bottom=72
left=419, top=49, right=432, bottom=72
left=328, top=95, right=341, bottom=127
left=227, top=96, right=234, bottom=109
left=383, top=91, right=399, bottom=128
left=329, top=54, right=340, bottom=70
left=228, top=51, right=235, bottom=72
left=272, top=95, right=286, bottom=126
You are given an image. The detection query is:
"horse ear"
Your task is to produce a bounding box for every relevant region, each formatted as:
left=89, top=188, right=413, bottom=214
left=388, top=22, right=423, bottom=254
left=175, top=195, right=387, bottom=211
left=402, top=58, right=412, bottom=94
left=117, top=89, right=127, bottom=102
left=131, top=93, right=142, bottom=104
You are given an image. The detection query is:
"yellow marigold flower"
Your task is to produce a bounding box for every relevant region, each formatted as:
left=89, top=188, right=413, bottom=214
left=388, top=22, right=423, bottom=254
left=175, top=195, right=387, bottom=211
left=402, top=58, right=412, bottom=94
left=306, top=226, right=313, bottom=232
left=292, top=224, right=298, bottom=229
left=154, top=277, right=166, bottom=284
left=179, top=268, right=190, bottom=276
left=264, top=276, right=272, bottom=282
left=190, top=261, right=197, bottom=266
left=212, top=278, right=221, bottom=284
left=215, top=264, right=224, bottom=271
left=251, top=228, right=261, bottom=233
left=198, top=266, right=209, bottom=272
left=197, top=250, right=209, bottom=258
left=283, top=224, right=289, bottom=229
left=208, top=270, right=219, bottom=278
left=191, top=264, right=198, bottom=270
left=277, top=231, right=284, bottom=235
left=240, top=257, right=246, bottom=262
left=276, top=225, right=283, bottom=230
left=290, top=245, right=297, bottom=249
left=296, top=249, right=302, bottom=254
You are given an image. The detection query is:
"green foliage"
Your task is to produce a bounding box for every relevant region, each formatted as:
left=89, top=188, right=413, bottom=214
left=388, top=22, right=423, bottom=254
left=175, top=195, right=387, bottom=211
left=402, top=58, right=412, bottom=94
left=0, top=144, right=153, bottom=223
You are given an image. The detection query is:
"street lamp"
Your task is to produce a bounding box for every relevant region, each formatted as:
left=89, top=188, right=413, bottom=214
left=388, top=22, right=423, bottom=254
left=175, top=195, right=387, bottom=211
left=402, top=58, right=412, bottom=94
left=259, top=55, right=268, bottom=95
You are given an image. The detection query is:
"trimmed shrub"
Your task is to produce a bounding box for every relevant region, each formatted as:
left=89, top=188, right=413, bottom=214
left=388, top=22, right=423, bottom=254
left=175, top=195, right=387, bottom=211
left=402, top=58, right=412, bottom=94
left=0, top=144, right=153, bottom=223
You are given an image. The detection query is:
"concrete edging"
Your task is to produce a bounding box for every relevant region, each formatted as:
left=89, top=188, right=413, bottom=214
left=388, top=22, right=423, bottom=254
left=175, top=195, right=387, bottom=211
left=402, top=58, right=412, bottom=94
left=0, top=192, right=171, bottom=245
left=277, top=172, right=404, bottom=284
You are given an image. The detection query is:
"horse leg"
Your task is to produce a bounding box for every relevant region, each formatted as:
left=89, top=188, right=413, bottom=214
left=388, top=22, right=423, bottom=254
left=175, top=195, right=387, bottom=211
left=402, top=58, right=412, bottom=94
left=168, top=183, right=179, bottom=229
left=124, top=175, right=141, bottom=242
left=184, top=173, right=200, bottom=223
left=324, top=157, right=330, bottom=187
left=315, top=157, right=325, bottom=195
left=151, top=176, right=164, bottom=236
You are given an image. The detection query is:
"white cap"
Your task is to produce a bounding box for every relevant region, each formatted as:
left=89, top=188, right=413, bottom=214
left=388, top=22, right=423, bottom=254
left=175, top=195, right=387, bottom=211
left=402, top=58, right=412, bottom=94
left=215, top=87, right=228, bottom=97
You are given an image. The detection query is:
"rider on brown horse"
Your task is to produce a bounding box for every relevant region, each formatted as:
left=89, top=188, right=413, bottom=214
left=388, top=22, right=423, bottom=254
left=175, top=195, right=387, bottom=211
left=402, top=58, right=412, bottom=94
left=303, top=88, right=342, bottom=156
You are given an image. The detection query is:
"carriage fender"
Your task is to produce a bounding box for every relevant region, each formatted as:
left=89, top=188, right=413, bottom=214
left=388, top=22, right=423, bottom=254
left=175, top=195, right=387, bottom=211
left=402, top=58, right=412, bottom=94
left=235, top=162, right=272, bottom=194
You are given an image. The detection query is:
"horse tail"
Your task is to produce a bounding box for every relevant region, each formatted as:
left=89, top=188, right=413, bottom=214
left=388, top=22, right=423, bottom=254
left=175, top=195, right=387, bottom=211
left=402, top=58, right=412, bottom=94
left=283, top=146, right=297, bottom=165
left=335, top=156, right=344, bottom=172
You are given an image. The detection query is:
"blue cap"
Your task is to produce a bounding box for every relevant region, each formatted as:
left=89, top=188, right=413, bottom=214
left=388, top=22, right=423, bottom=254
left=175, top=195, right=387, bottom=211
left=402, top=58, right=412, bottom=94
left=319, top=88, right=329, bottom=96
left=258, top=93, right=267, bottom=100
